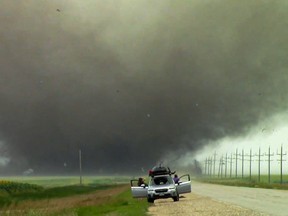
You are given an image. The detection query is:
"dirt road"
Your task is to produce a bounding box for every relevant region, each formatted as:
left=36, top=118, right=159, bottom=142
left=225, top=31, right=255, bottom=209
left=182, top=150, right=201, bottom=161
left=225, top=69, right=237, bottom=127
left=149, top=181, right=288, bottom=216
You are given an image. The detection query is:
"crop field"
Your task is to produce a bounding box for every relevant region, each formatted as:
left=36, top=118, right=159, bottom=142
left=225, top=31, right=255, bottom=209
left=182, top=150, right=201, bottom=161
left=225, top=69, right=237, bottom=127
left=0, top=176, right=149, bottom=216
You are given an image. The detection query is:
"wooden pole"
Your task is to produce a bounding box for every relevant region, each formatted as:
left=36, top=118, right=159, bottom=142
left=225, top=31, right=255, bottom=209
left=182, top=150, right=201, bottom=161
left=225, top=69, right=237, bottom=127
left=79, top=149, right=82, bottom=185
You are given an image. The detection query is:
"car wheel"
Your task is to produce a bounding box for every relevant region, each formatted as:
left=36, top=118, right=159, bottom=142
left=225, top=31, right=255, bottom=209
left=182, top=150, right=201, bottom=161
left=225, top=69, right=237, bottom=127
left=147, top=198, right=154, bottom=203
left=173, top=193, right=179, bottom=202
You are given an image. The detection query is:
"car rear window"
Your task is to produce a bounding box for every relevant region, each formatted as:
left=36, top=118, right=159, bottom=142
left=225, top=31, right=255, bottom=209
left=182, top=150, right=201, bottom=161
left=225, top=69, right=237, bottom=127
left=151, top=176, right=173, bottom=185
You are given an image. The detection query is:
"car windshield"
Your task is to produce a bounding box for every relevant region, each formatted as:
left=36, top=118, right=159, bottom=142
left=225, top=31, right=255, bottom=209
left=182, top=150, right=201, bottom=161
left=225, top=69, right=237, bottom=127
left=150, top=176, right=174, bottom=186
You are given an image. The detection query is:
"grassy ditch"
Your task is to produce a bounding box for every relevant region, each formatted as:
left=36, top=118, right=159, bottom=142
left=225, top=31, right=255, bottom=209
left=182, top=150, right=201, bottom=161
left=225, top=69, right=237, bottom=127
left=76, top=189, right=149, bottom=216
left=196, top=176, right=288, bottom=190
left=0, top=183, right=113, bottom=208
left=0, top=176, right=149, bottom=216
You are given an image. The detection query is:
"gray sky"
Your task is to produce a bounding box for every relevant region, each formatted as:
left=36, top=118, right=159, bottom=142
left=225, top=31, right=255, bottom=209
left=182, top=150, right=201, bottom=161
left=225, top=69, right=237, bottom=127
left=1, top=0, right=288, bottom=174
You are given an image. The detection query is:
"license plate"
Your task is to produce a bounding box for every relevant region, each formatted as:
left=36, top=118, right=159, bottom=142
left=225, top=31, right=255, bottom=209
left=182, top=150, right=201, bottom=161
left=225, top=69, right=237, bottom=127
left=159, top=193, right=165, bottom=196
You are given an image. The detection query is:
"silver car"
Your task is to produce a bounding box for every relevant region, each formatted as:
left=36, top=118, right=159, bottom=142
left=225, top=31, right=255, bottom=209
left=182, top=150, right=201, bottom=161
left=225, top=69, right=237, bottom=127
left=131, top=174, right=191, bottom=203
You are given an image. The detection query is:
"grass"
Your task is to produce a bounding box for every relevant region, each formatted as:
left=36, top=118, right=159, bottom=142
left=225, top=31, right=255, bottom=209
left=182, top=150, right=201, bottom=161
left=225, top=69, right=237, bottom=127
left=0, top=183, right=115, bottom=208
left=76, top=190, right=149, bottom=216
left=0, top=180, right=43, bottom=194
left=197, top=175, right=288, bottom=190
left=0, top=176, right=150, bottom=216
left=1, top=176, right=130, bottom=188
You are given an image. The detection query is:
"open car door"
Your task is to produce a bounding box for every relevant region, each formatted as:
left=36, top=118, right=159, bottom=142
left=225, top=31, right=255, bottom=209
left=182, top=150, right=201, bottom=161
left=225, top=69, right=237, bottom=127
left=176, top=174, right=191, bottom=194
left=130, top=179, right=148, bottom=198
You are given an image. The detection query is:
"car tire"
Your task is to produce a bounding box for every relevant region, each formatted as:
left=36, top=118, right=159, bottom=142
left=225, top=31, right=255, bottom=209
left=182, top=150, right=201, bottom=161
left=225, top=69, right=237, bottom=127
left=173, top=193, right=179, bottom=202
left=147, top=198, right=154, bottom=203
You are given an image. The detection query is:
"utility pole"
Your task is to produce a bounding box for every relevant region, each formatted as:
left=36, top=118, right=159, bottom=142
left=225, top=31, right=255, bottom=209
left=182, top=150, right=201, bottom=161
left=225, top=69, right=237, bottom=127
left=234, top=149, right=241, bottom=178
left=217, top=155, right=224, bottom=178
left=245, top=149, right=254, bottom=180
left=218, top=157, right=221, bottom=178
left=277, top=145, right=287, bottom=184
left=207, top=157, right=210, bottom=176
left=249, top=149, right=253, bottom=180
left=225, top=153, right=228, bottom=178
left=254, top=147, right=264, bottom=183
left=220, top=155, right=224, bottom=178
left=213, top=152, right=217, bottom=177
left=79, top=149, right=82, bottom=185
left=210, top=156, right=213, bottom=177
left=229, top=152, right=234, bottom=178
left=240, top=149, right=245, bottom=178
left=208, top=156, right=212, bottom=177
left=265, top=146, right=274, bottom=184
left=204, top=158, right=208, bottom=176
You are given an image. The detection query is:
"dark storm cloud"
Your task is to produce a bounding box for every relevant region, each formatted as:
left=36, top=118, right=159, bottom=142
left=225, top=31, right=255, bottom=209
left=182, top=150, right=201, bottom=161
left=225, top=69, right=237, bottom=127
left=1, top=0, right=288, bottom=174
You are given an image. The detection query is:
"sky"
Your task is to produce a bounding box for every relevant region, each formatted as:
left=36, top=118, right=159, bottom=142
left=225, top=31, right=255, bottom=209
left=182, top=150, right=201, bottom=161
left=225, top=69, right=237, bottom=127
left=183, top=111, right=288, bottom=175
left=1, top=0, right=288, bottom=175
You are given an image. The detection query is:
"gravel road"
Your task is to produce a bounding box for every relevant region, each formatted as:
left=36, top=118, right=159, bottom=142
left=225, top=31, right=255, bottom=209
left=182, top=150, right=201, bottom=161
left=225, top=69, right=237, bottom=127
left=148, top=181, right=288, bottom=216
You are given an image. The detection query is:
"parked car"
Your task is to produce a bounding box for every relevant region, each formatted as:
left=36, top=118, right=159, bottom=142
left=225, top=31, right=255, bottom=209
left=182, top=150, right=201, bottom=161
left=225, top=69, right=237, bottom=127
left=130, top=174, right=191, bottom=203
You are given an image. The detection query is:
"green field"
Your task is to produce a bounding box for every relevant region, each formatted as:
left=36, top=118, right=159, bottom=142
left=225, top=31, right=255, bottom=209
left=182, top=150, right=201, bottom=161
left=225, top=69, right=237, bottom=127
left=197, top=175, right=288, bottom=189
left=0, top=176, right=149, bottom=216
left=1, top=176, right=131, bottom=187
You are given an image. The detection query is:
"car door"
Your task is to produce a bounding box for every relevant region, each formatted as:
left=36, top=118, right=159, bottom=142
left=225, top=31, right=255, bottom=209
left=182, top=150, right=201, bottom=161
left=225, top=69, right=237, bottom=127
left=176, top=174, right=191, bottom=194
left=130, top=179, right=148, bottom=198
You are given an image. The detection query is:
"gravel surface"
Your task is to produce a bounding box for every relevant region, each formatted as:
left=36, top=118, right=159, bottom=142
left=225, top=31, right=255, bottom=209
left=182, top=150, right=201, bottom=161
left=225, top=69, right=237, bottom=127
left=192, top=181, right=288, bottom=216
left=148, top=193, right=268, bottom=216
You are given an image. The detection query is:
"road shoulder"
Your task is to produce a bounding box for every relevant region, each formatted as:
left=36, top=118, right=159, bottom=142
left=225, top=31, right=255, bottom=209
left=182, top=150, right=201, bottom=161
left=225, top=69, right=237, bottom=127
left=148, top=193, right=267, bottom=216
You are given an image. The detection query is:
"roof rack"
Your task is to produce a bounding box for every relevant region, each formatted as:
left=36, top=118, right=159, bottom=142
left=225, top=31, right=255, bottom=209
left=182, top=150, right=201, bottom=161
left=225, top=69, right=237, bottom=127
left=148, top=166, right=175, bottom=177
